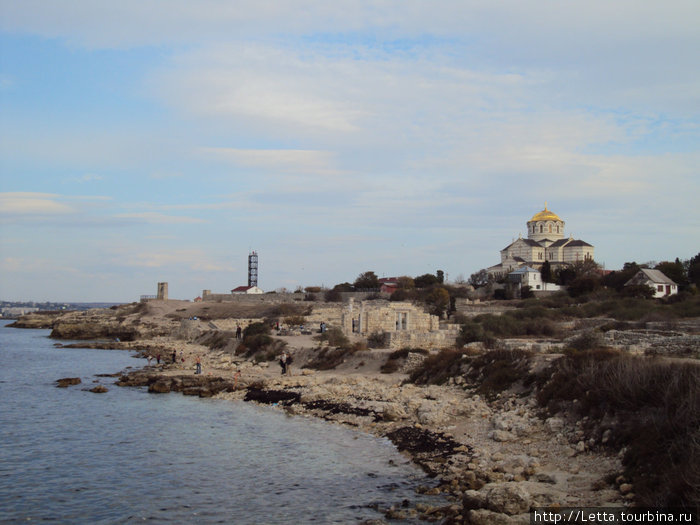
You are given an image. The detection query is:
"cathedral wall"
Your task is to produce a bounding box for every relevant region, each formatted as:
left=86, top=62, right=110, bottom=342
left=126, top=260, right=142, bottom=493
left=563, top=246, right=595, bottom=263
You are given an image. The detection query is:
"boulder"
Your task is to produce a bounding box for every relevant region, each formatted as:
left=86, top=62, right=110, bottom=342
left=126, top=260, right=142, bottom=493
left=89, top=385, right=108, bottom=393
left=56, top=377, right=81, bottom=388
left=486, top=482, right=531, bottom=515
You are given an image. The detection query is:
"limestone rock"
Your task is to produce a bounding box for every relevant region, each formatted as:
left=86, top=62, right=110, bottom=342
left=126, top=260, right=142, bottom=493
left=468, top=509, right=513, bottom=525
left=89, top=385, right=108, bottom=393
left=486, top=482, right=531, bottom=515
left=545, top=417, right=564, bottom=433
left=489, top=430, right=516, bottom=442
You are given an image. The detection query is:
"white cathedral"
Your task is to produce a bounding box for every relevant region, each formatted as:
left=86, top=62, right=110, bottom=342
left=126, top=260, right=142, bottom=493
left=487, top=204, right=595, bottom=279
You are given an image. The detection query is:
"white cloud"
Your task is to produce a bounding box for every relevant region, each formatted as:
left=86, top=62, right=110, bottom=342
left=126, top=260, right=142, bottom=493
left=0, top=192, right=75, bottom=216
left=115, top=212, right=207, bottom=224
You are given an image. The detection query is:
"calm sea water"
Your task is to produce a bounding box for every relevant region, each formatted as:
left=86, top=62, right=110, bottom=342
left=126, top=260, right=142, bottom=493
left=0, top=321, right=438, bottom=524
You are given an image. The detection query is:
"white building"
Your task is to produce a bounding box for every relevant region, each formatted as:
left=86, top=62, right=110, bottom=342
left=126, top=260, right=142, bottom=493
left=231, top=285, right=264, bottom=295
left=624, top=269, right=678, bottom=298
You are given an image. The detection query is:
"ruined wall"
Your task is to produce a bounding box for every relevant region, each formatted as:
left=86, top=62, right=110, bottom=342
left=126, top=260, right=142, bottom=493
left=386, top=328, right=459, bottom=350
left=340, top=300, right=439, bottom=335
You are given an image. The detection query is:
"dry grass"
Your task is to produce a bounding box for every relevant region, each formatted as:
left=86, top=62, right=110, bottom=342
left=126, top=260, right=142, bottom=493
left=536, top=350, right=700, bottom=507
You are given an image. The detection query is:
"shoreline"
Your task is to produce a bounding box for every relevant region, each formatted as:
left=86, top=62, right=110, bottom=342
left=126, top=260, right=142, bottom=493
left=106, top=335, right=627, bottom=524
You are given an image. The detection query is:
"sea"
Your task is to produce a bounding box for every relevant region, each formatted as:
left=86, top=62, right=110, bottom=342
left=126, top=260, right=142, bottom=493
left=0, top=320, right=441, bottom=524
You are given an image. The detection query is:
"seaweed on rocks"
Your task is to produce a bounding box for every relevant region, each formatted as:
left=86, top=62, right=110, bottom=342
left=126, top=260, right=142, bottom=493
left=244, top=388, right=301, bottom=405
left=302, top=399, right=381, bottom=421
left=385, top=426, right=468, bottom=476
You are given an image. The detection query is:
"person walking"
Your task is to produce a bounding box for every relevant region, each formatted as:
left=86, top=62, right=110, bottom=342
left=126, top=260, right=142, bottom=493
left=236, top=325, right=242, bottom=339
left=279, top=352, right=287, bottom=375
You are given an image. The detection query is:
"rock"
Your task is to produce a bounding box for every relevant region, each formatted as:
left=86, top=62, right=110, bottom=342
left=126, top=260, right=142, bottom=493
left=545, top=417, right=564, bottom=433
left=462, top=489, right=487, bottom=510
left=468, top=509, right=513, bottom=525
left=89, top=385, right=108, bottom=393
left=382, top=403, right=407, bottom=421
left=148, top=379, right=172, bottom=393
left=619, top=483, right=633, bottom=495
left=486, top=483, right=531, bottom=515
left=56, top=377, right=81, bottom=387
left=489, top=430, right=516, bottom=442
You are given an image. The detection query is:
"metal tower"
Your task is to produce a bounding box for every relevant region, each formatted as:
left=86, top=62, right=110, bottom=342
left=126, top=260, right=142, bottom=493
left=248, top=251, right=258, bottom=287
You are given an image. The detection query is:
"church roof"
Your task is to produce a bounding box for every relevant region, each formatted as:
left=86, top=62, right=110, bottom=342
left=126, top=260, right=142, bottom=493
left=549, top=239, right=570, bottom=247
left=502, top=238, right=542, bottom=251
left=566, top=240, right=593, bottom=247
left=530, top=203, right=562, bottom=222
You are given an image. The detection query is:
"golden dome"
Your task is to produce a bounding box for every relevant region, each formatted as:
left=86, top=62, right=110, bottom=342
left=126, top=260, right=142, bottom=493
left=530, top=203, right=562, bottom=222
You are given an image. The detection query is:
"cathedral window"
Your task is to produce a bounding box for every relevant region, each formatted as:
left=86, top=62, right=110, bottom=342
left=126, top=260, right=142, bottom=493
left=539, top=225, right=543, bottom=233
left=548, top=224, right=552, bottom=233
left=556, top=225, right=560, bottom=233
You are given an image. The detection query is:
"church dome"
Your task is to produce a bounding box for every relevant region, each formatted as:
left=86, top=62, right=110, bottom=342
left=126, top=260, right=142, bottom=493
left=530, top=204, right=561, bottom=222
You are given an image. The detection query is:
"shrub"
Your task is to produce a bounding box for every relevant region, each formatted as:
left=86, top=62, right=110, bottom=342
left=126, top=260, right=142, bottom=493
left=408, top=349, right=465, bottom=385
left=535, top=351, right=700, bottom=507
left=367, top=332, right=388, bottom=348
left=324, top=289, right=343, bottom=302
left=567, top=330, right=604, bottom=351
left=304, top=345, right=358, bottom=370
left=314, top=327, right=350, bottom=349
left=467, top=349, right=533, bottom=399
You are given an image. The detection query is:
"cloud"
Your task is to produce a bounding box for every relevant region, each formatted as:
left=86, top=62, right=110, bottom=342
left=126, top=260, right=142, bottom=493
left=0, top=192, right=75, bottom=216
left=200, top=147, right=341, bottom=176
left=114, top=212, right=207, bottom=224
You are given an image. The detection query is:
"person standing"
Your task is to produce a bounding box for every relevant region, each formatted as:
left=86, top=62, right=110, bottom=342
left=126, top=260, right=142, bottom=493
left=279, top=352, right=287, bottom=375
left=285, top=352, right=293, bottom=376
left=233, top=369, right=241, bottom=390
left=171, top=350, right=176, bottom=364
left=195, top=355, right=202, bottom=375
left=236, top=325, right=242, bottom=339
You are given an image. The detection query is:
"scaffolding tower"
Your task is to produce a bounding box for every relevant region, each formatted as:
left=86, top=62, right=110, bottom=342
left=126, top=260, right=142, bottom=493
left=248, top=251, right=258, bottom=287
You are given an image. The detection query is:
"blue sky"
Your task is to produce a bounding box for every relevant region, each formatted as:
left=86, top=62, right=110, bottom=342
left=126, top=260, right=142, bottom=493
left=1, top=1, right=699, bottom=302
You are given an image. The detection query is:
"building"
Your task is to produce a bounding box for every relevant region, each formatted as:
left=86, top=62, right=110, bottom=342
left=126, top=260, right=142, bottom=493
left=232, top=285, right=264, bottom=295
left=625, top=269, right=678, bottom=298
left=488, top=204, right=594, bottom=279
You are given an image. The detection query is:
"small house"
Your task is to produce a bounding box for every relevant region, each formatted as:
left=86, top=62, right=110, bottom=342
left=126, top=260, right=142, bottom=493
left=231, top=285, right=264, bottom=295
left=624, top=269, right=678, bottom=298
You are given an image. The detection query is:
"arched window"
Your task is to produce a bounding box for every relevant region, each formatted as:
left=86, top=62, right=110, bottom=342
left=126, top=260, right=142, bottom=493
left=556, top=225, right=560, bottom=233
left=548, top=224, right=552, bottom=233
left=539, top=225, right=543, bottom=233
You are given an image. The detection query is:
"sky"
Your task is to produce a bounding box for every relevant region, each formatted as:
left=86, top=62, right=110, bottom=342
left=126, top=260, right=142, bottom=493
left=1, top=1, right=699, bottom=302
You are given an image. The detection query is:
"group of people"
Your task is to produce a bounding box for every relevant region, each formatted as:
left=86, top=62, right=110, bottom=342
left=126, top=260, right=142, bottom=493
left=279, top=351, right=293, bottom=375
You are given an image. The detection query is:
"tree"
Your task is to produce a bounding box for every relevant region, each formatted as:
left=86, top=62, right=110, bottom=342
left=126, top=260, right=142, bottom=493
left=688, top=252, right=700, bottom=288
left=469, top=269, right=491, bottom=288
left=603, top=262, right=641, bottom=291
left=540, top=261, right=552, bottom=283
left=353, top=271, right=380, bottom=290
left=655, top=259, right=688, bottom=289
left=397, top=276, right=415, bottom=289
left=425, top=287, right=450, bottom=317
left=414, top=273, right=439, bottom=288
left=436, top=270, right=445, bottom=284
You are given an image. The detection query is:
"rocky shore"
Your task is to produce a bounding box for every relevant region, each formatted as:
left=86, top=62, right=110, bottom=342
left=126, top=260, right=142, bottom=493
left=18, top=300, right=699, bottom=523
left=107, top=345, right=627, bottom=524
